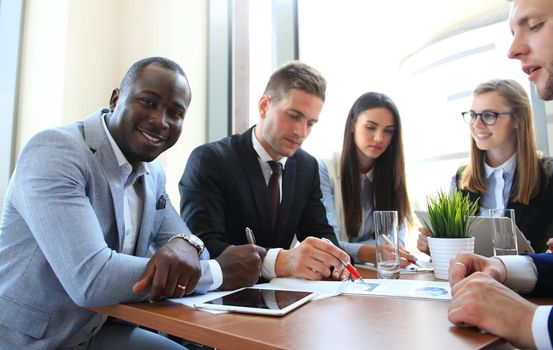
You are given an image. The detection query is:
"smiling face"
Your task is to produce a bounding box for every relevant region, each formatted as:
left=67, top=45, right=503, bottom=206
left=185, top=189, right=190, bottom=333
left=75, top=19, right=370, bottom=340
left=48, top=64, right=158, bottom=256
left=107, top=64, right=190, bottom=168
left=352, top=107, right=395, bottom=172
left=508, top=0, right=553, bottom=100
left=256, top=88, right=323, bottom=160
left=469, top=91, right=517, bottom=160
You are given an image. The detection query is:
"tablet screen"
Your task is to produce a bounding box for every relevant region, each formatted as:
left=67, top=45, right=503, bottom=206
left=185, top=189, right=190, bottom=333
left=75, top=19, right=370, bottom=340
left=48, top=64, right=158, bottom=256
left=203, top=288, right=313, bottom=310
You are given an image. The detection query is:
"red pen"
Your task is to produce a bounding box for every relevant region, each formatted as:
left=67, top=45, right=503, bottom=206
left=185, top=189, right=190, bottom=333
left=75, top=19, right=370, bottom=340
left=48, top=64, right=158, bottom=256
left=322, top=238, right=367, bottom=285
left=341, top=260, right=368, bottom=285
left=404, top=257, right=421, bottom=267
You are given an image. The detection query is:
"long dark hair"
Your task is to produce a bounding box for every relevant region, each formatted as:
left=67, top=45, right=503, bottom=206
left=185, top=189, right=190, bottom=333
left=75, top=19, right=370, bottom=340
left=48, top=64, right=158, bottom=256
left=340, top=92, right=412, bottom=238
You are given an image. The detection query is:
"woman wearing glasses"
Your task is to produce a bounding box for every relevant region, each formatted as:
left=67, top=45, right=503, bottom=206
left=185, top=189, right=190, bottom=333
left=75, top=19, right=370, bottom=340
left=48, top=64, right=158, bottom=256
left=318, top=92, right=416, bottom=265
left=418, top=79, right=553, bottom=254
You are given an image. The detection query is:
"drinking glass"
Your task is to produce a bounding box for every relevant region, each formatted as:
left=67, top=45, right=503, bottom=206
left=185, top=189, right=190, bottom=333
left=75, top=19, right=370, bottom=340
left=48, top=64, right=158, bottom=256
left=374, top=210, right=400, bottom=279
left=489, top=208, right=518, bottom=256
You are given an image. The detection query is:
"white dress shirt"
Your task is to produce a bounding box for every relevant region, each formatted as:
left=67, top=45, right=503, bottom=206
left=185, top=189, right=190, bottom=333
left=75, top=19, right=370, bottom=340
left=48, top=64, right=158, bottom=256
left=102, top=113, right=222, bottom=290
left=251, top=128, right=288, bottom=279
left=449, top=153, right=516, bottom=215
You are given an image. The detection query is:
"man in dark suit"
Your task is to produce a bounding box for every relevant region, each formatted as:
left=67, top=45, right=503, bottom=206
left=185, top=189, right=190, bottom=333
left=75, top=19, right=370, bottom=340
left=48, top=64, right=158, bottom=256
left=179, top=61, right=350, bottom=283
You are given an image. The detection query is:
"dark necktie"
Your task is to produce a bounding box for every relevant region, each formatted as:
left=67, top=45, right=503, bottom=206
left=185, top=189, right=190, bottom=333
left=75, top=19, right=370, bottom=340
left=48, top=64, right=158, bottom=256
left=268, top=161, right=282, bottom=228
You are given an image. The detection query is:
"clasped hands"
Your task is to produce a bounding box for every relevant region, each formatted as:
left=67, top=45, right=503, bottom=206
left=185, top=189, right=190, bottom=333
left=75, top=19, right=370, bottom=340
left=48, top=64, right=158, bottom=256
left=448, top=252, right=537, bottom=349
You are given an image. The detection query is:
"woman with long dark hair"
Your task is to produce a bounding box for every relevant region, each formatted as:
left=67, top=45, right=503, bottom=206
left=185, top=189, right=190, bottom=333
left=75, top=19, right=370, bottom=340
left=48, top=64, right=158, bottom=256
left=319, top=92, right=414, bottom=265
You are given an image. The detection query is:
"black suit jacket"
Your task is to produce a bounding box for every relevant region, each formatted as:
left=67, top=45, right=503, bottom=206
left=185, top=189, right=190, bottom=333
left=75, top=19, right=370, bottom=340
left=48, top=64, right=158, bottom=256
left=456, top=158, right=553, bottom=252
left=179, top=127, right=337, bottom=257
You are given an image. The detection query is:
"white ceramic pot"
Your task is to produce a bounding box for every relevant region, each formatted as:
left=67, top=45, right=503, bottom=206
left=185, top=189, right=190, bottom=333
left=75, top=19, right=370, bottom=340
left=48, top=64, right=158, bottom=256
left=428, top=236, right=475, bottom=280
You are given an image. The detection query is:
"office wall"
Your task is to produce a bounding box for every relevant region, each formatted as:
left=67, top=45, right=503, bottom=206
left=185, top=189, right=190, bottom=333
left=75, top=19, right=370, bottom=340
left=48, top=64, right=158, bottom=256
left=16, top=0, right=208, bottom=204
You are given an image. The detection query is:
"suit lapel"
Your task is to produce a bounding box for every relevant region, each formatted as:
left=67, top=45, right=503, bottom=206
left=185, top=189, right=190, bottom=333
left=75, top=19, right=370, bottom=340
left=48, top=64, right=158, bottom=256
left=135, top=172, right=155, bottom=256
left=83, top=110, right=126, bottom=251
left=238, top=128, right=273, bottom=243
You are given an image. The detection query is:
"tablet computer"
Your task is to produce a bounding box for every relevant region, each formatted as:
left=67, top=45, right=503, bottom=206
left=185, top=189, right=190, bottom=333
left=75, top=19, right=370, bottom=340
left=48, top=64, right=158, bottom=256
left=194, top=288, right=317, bottom=316
left=414, top=210, right=534, bottom=257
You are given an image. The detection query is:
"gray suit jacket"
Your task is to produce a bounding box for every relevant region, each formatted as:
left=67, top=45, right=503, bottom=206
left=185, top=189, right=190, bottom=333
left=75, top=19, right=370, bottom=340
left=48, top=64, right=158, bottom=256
left=0, top=109, right=214, bottom=349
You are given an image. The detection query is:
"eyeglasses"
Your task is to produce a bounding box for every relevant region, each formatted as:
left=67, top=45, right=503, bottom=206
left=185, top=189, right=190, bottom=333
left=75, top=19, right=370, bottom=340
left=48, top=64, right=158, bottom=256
left=461, top=111, right=513, bottom=126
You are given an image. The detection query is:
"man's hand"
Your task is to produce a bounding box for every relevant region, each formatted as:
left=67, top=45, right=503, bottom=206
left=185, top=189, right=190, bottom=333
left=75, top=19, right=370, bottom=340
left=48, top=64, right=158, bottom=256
left=132, top=238, right=201, bottom=301
left=448, top=272, right=537, bottom=349
left=448, top=252, right=507, bottom=287
left=216, top=244, right=267, bottom=290
left=274, top=237, right=350, bottom=280
left=417, top=227, right=431, bottom=255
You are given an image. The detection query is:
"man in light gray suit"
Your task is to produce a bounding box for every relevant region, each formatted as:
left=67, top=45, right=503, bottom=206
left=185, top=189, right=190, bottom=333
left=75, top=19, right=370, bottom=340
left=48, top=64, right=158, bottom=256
left=0, top=57, right=265, bottom=349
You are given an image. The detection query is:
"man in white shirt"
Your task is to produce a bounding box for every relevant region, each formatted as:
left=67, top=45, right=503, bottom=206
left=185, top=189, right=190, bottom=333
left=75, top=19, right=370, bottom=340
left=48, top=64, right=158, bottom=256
left=448, top=0, right=553, bottom=348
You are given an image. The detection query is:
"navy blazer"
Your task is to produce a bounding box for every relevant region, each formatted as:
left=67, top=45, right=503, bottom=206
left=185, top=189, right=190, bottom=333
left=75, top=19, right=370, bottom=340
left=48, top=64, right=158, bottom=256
left=179, top=126, right=337, bottom=257
left=456, top=158, right=553, bottom=252
left=527, top=254, right=553, bottom=348
left=529, top=253, right=553, bottom=296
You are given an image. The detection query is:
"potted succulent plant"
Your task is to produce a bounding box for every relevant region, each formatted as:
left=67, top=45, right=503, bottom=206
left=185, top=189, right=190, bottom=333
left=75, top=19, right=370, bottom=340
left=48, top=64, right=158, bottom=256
left=420, top=190, right=480, bottom=280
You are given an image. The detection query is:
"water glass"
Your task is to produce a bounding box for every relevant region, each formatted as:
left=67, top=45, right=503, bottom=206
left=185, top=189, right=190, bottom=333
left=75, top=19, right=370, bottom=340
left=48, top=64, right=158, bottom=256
left=489, top=208, right=518, bottom=256
left=374, top=210, right=400, bottom=279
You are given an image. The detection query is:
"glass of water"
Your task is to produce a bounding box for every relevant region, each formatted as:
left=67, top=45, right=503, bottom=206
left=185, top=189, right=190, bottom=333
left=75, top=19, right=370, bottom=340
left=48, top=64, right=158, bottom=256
left=374, top=210, right=400, bottom=279
left=489, top=208, right=518, bottom=256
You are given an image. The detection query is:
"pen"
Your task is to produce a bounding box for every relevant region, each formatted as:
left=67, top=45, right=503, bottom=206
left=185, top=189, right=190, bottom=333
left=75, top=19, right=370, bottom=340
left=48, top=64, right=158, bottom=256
left=245, top=227, right=256, bottom=245
left=380, top=234, right=420, bottom=267
left=321, top=238, right=367, bottom=285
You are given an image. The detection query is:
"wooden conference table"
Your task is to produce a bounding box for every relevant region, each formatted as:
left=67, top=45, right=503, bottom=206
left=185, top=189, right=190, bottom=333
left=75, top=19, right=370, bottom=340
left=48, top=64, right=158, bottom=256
left=90, top=267, right=516, bottom=350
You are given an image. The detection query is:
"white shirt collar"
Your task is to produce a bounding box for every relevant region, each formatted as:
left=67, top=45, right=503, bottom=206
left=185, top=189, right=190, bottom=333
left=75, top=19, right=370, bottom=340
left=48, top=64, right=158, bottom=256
left=364, top=168, right=374, bottom=182
left=251, top=127, right=287, bottom=169
left=484, top=153, right=517, bottom=179
left=101, top=112, right=149, bottom=177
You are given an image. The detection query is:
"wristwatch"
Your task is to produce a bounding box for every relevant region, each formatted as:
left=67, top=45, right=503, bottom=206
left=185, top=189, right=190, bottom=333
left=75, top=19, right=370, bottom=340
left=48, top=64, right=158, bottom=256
left=168, top=234, right=205, bottom=256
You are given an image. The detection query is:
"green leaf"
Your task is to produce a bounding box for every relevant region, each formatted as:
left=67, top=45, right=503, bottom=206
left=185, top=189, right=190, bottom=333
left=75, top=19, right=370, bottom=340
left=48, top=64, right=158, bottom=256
left=424, top=190, right=479, bottom=238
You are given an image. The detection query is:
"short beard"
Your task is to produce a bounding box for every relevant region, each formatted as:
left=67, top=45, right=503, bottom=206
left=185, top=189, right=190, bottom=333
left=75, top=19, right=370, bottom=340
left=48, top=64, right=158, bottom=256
left=539, top=62, right=553, bottom=101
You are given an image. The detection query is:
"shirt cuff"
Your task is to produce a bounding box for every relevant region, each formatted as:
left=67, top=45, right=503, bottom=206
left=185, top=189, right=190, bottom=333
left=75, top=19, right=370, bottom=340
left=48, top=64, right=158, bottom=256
left=532, top=306, right=553, bottom=350
left=207, top=259, right=223, bottom=291
left=262, top=248, right=282, bottom=279
left=496, top=255, right=537, bottom=294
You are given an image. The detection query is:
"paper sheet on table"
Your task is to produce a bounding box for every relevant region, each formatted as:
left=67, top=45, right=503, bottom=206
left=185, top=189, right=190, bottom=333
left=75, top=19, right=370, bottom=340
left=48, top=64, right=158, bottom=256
left=265, top=277, right=451, bottom=301
left=170, top=290, right=234, bottom=314
left=342, top=279, right=451, bottom=300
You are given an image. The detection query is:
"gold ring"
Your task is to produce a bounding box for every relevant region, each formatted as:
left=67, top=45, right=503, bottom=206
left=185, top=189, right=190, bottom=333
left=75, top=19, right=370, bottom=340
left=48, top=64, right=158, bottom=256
left=177, top=284, right=187, bottom=290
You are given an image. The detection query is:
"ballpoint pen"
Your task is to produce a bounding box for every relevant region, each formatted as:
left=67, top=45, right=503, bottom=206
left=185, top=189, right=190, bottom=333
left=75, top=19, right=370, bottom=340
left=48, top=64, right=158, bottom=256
left=245, top=227, right=256, bottom=245
left=321, top=238, right=367, bottom=285
left=380, top=234, right=420, bottom=267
